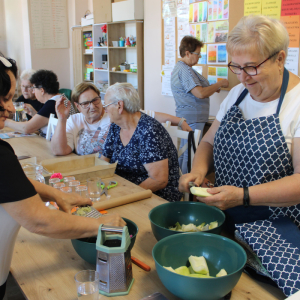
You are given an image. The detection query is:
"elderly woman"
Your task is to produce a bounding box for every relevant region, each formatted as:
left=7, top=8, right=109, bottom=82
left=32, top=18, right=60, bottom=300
left=5, top=69, right=75, bottom=137
left=101, top=83, right=182, bottom=202
left=0, top=56, right=125, bottom=300
left=16, top=69, right=44, bottom=120
left=179, top=16, right=300, bottom=296
left=171, top=36, right=229, bottom=173
left=51, top=82, right=192, bottom=156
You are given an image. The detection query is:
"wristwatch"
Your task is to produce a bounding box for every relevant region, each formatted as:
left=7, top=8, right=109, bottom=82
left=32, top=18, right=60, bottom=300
left=178, top=117, right=186, bottom=128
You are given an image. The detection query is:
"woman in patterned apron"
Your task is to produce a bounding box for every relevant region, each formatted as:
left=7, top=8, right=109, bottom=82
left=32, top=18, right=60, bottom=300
left=179, top=15, right=300, bottom=297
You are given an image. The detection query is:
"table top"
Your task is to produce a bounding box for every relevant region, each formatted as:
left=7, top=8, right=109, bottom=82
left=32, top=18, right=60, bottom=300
left=3, top=130, right=286, bottom=300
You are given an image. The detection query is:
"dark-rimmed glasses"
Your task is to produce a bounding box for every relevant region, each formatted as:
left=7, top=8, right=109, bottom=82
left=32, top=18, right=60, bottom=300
left=32, top=86, right=42, bottom=90
left=78, top=97, right=101, bottom=109
left=228, top=51, right=279, bottom=76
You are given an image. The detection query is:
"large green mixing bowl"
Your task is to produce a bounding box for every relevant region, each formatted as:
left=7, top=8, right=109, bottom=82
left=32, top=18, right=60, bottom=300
left=149, top=202, right=225, bottom=241
left=153, top=232, right=246, bottom=300
left=71, top=217, right=138, bottom=265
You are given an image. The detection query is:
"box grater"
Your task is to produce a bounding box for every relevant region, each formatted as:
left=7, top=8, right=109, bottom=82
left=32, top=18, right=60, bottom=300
left=96, top=224, right=134, bottom=296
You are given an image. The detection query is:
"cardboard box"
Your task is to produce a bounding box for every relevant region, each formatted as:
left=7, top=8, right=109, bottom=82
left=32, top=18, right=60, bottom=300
left=40, top=154, right=117, bottom=184
left=112, top=0, right=144, bottom=22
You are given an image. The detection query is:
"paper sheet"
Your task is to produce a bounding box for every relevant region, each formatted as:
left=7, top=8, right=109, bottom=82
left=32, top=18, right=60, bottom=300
left=161, top=65, right=174, bottom=96
left=285, top=48, right=299, bottom=76
left=262, top=0, right=282, bottom=19
left=281, top=16, right=300, bottom=48
left=281, top=0, right=300, bottom=16
left=244, top=0, right=262, bottom=16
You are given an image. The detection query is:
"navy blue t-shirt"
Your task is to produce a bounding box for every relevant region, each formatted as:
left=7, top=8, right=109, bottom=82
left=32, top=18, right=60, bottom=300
left=102, top=113, right=182, bottom=202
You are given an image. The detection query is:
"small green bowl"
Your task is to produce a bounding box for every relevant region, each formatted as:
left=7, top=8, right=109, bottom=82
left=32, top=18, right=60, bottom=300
left=153, top=232, right=246, bottom=300
left=71, top=217, right=138, bottom=265
left=149, top=202, right=225, bottom=241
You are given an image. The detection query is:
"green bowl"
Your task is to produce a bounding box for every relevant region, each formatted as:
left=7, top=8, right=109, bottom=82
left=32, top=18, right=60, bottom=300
left=71, top=217, right=138, bottom=265
left=153, top=232, right=246, bottom=300
left=149, top=202, right=225, bottom=241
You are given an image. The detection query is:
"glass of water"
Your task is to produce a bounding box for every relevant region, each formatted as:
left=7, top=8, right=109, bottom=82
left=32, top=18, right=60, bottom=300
left=87, top=177, right=102, bottom=202
left=74, top=270, right=99, bottom=300
left=13, top=102, right=25, bottom=122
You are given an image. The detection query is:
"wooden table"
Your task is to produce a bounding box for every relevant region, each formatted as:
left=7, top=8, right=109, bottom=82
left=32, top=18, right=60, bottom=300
left=2, top=130, right=286, bottom=300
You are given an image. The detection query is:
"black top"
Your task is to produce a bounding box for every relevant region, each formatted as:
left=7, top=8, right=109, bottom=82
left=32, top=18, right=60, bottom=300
left=37, top=99, right=57, bottom=118
left=16, top=95, right=44, bottom=120
left=0, top=139, right=37, bottom=203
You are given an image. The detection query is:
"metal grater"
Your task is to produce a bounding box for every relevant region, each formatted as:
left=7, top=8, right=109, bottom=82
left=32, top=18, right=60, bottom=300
left=72, top=206, right=102, bottom=219
left=96, top=225, right=134, bottom=296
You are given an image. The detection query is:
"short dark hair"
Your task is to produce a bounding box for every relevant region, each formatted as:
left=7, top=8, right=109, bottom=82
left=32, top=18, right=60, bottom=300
left=179, top=36, right=203, bottom=58
left=30, top=69, right=59, bottom=94
left=0, top=56, right=18, bottom=97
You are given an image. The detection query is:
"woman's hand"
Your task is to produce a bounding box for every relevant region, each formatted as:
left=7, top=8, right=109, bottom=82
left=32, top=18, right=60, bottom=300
left=55, top=96, right=70, bottom=120
left=195, top=185, right=243, bottom=210
left=55, top=191, right=93, bottom=213
left=24, top=103, right=37, bottom=116
left=179, top=173, right=205, bottom=193
left=181, top=121, right=193, bottom=132
left=219, top=79, right=229, bottom=88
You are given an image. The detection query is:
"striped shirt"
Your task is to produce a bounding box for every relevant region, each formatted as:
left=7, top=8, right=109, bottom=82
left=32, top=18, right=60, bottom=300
left=171, top=61, right=210, bottom=124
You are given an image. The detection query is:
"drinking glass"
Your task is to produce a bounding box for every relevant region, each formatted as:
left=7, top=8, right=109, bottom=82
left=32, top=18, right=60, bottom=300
left=75, top=185, right=88, bottom=198
left=69, top=180, right=80, bottom=193
left=87, top=177, right=102, bottom=202
left=74, top=270, right=99, bottom=300
left=13, top=102, right=25, bottom=122
left=49, top=178, right=60, bottom=187
left=64, top=176, right=76, bottom=186
left=53, top=182, right=65, bottom=190
left=60, top=186, right=72, bottom=193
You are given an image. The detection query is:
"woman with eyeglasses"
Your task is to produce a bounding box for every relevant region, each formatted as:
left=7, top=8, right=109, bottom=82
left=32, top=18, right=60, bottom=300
left=0, top=56, right=125, bottom=300
left=15, top=69, right=44, bottom=120
left=51, top=82, right=192, bottom=156
left=179, top=16, right=300, bottom=294
left=5, top=69, right=76, bottom=137
left=171, top=36, right=229, bottom=174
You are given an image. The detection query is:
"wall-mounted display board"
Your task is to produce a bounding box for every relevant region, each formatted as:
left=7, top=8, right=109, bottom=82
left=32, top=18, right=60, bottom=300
left=161, top=0, right=300, bottom=93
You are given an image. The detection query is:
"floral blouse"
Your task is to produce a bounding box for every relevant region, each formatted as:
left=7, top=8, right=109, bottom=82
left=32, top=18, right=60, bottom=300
left=102, top=113, right=182, bottom=202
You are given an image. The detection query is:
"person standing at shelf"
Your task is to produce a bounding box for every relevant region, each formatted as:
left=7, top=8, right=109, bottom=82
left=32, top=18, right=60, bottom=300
left=171, top=36, right=229, bottom=174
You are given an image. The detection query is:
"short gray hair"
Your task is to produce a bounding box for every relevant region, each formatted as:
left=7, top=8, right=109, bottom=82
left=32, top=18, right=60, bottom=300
left=106, top=82, right=140, bottom=113
left=20, top=69, right=36, bottom=81
left=227, top=15, right=289, bottom=60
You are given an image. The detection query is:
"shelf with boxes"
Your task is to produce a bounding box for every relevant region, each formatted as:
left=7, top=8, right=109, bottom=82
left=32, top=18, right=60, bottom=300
left=83, top=26, right=94, bottom=82
left=92, top=20, right=144, bottom=107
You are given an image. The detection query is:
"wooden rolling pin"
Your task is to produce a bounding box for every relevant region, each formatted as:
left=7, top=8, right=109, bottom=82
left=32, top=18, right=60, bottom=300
left=93, top=189, right=152, bottom=211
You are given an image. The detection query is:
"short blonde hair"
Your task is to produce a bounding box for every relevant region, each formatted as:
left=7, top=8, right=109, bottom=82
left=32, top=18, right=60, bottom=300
left=227, top=15, right=289, bottom=60
left=105, top=82, right=140, bottom=113
left=71, top=82, right=100, bottom=103
left=20, top=69, right=36, bottom=81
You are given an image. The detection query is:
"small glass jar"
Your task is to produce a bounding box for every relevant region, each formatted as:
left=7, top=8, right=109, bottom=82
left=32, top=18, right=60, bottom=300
left=60, top=186, right=72, bottom=193
left=49, top=177, right=60, bottom=187
left=75, top=185, right=88, bottom=198
left=53, top=182, right=65, bottom=190
left=69, top=180, right=80, bottom=193
left=64, top=176, right=76, bottom=186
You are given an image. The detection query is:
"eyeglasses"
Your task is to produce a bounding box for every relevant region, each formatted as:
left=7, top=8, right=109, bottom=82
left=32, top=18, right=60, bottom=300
left=78, top=97, right=101, bottom=109
left=228, top=51, right=279, bottom=76
left=21, top=85, right=33, bottom=91
left=190, top=52, right=201, bottom=57
left=103, top=101, right=119, bottom=109
left=32, top=86, right=42, bottom=90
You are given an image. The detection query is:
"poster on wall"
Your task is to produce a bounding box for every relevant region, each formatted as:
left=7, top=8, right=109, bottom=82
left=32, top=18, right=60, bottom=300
left=207, top=66, right=228, bottom=84
left=177, top=0, right=190, bottom=58
left=207, top=43, right=228, bottom=64
left=285, top=48, right=299, bottom=76
left=208, top=0, right=229, bottom=21
left=163, top=0, right=178, bottom=18
left=164, top=17, right=176, bottom=67
left=30, top=0, right=69, bottom=49
left=244, top=0, right=262, bottom=15
left=161, top=65, right=174, bottom=96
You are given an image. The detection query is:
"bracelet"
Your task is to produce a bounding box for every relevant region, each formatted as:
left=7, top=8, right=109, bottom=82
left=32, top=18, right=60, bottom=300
left=243, top=187, right=250, bottom=207
left=178, top=117, right=186, bottom=128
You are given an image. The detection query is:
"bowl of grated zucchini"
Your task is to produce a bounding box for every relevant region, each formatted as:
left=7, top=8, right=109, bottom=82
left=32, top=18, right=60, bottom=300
left=148, top=202, right=225, bottom=241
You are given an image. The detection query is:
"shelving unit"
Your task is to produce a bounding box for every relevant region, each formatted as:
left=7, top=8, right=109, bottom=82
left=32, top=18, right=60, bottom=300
left=93, top=20, right=144, bottom=107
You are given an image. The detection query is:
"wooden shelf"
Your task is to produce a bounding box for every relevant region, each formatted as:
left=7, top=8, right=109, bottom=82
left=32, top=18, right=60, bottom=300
left=94, top=46, right=108, bottom=49
left=108, top=47, right=137, bottom=49
left=83, top=53, right=93, bottom=55
left=110, top=71, right=138, bottom=75
left=95, top=69, right=108, bottom=72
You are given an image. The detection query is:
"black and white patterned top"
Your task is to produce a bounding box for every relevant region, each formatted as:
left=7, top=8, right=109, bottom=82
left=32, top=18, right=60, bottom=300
left=102, top=113, right=182, bottom=202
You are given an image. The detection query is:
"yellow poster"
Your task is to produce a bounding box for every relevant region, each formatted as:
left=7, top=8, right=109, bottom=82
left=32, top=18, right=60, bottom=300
left=189, top=4, right=193, bottom=22
left=262, top=0, right=282, bottom=19
left=208, top=66, right=217, bottom=76
left=196, top=25, right=201, bottom=41
left=244, top=0, right=262, bottom=16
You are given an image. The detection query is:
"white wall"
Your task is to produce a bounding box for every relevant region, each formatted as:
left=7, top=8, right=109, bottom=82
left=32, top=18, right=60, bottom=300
left=0, top=0, right=7, bottom=55
left=144, top=0, right=228, bottom=116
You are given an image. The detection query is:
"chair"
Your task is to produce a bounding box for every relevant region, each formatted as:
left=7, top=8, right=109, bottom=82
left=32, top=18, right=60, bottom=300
left=46, top=113, right=58, bottom=141
left=59, top=88, right=72, bottom=100
left=163, top=121, right=202, bottom=201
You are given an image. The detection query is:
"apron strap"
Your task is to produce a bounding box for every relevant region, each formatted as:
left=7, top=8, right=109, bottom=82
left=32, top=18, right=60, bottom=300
left=276, top=67, right=289, bottom=115
left=234, top=88, right=249, bottom=106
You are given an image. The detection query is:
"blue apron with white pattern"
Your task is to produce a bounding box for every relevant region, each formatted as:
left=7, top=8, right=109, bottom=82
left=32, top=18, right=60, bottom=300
left=213, top=68, right=300, bottom=296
